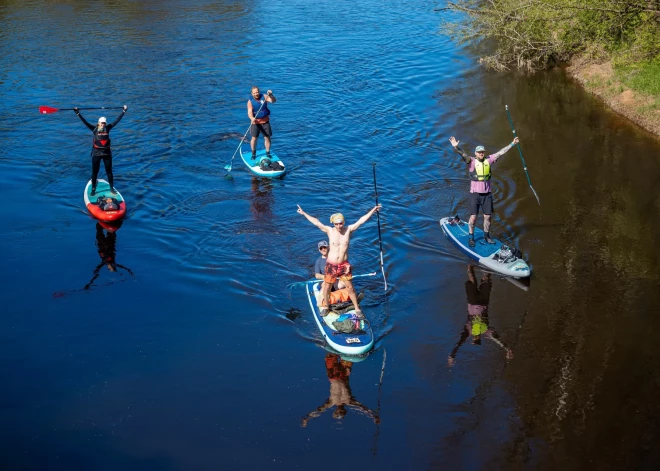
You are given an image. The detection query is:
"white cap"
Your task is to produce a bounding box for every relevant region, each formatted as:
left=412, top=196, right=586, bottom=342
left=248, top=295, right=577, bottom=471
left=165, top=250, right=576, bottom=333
left=98, top=117, right=107, bottom=123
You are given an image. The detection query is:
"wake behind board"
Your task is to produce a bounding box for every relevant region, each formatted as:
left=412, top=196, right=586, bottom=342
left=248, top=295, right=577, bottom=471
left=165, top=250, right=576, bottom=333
left=305, top=282, right=374, bottom=355
left=240, top=147, right=286, bottom=178
left=440, top=216, right=531, bottom=278
left=84, top=179, right=127, bottom=222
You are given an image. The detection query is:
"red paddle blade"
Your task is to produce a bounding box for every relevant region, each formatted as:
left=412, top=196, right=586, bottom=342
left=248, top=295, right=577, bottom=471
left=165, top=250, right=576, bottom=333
left=39, top=106, right=60, bottom=114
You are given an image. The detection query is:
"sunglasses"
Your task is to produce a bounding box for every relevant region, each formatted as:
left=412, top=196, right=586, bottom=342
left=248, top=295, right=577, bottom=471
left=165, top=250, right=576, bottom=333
left=319, top=246, right=328, bottom=250
left=333, top=222, right=344, bottom=225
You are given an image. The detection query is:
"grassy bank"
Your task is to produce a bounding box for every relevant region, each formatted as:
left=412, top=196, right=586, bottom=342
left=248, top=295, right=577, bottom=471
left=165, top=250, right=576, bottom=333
left=440, top=0, right=660, bottom=135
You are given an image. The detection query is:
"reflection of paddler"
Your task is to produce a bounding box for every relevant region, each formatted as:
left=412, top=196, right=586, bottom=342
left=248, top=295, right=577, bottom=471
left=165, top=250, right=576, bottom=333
left=300, top=353, right=380, bottom=426
left=83, top=222, right=134, bottom=290
left=448, top=264, right=513, bottom=367
left=249, top=176, right=274, bottom=219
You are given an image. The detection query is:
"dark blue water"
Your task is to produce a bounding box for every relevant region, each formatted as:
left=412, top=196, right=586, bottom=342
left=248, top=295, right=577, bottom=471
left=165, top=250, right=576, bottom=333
left=3, top=1, right=660, bottom=470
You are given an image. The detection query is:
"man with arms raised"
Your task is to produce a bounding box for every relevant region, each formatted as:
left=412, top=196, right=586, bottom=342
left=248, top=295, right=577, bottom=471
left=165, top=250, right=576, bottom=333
left=297, top=204, right=382, bottom=318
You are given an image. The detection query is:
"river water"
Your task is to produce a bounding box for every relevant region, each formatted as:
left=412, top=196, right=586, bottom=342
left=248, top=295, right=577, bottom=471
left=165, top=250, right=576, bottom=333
left=2, top=1, right=660, bottom=470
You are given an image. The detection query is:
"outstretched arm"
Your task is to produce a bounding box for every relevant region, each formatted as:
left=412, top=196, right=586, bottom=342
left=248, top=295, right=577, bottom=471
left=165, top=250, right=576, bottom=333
left=448, top=326, right=470, bottom=367
left=297, top=205, right=329, bottom=233
left=74, top=108, right=95, bottom=131
left=486, top=329, right=514, bottom=360
left=348, top=400, right=381, bottom=424
left=108, top=105, right=128, bottom=130
left=490, top=137, right=519, bottom=161
left=449, top=136, right=471, bottom=164
left=348, top=204, right=381, bottom=232
left=300, top=399, right=332, bottom=427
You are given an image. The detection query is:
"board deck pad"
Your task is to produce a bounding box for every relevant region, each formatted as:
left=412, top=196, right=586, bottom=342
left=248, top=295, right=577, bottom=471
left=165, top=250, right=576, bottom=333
left=240, top=147, right=286, bottom=178
left=440, top=216, right=531, bottom=278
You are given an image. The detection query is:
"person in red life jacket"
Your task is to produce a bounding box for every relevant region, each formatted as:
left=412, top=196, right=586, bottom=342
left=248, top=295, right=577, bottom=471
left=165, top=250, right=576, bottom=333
left=74, top=105, right=128, bottom=196
left=247, top=87, right=276, bottom=160
left=449, top=135, right=519, bottom=247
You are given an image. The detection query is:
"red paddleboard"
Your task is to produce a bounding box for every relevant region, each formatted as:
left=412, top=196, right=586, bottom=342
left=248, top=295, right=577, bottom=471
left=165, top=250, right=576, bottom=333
left=83, top=179, right=127, bottom=222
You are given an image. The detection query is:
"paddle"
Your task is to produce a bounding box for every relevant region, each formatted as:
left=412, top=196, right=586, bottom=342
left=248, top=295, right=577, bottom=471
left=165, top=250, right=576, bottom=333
left=286, top=272, right=377, bottom=290
left=224, top=96, right=268, bottom=173
left=371, top=347, right=387, bottom=455
left=372, top=163, right=387, bottom=291
left=39, top=106, right=124, bottom=114
left=505, top=105, right=541, bottom=206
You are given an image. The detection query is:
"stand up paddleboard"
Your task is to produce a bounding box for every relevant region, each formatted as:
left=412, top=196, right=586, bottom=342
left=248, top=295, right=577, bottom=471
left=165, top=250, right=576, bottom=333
left=240, top=147, right=286, bottom=178
left=84, top=179, right=127, bottom=222
left=305, top=282, right=374, bottom=355
left=440, top=215, right=531, bottom=278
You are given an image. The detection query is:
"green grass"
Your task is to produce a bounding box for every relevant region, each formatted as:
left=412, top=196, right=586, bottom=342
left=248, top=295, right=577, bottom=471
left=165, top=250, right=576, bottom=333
left=615, top=59, right=660, bottom=97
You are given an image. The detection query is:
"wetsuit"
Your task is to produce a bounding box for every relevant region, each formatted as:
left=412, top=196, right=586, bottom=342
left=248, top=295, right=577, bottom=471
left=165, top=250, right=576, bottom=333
left=76, top=110, right=126, bottom=190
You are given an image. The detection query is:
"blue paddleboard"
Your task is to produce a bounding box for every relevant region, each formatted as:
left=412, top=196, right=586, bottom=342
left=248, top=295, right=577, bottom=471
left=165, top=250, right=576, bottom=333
left=440, top=216, right=531, bottom=278
left=240, top=147, right=286, bottom=178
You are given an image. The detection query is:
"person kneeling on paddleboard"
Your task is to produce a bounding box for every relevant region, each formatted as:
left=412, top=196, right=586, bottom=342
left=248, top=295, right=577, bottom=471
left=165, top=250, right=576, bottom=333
left=247, top=86, right=276, bottom=160
left=314, top=240, right=364, bottom=310
left=74, top=105, right=128, bottom=196
left=449, top=135, right=519, bottom=247
left=297, top=205, right=382, bottom=318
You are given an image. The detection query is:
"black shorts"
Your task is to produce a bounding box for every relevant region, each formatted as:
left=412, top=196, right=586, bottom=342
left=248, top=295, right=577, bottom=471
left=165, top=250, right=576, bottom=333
left=465, top=280, right=492, bottom=306
left=250, top=121, right=272, bottom=138
left=468, top=192, right=493, bottom=215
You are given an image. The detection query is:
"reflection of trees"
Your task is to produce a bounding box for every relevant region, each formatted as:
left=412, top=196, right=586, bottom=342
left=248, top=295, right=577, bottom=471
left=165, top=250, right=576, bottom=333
left=483, top=72, right=660, bottom=469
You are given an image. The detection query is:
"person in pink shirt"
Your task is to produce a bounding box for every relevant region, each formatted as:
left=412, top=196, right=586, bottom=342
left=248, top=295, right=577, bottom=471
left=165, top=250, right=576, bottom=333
left=449, top=135, right=519, bottom=247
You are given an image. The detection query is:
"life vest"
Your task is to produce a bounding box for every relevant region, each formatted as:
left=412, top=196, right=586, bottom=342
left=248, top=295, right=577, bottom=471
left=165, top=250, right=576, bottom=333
left=470, top=158, right=491, bottom=181
left=249, top=94, right=270, bottom=120
left=93, top=126, right=111, bottom=149
left=471, top=316, right=488, bottom=336
left=329, top=288, right=351, bottom=305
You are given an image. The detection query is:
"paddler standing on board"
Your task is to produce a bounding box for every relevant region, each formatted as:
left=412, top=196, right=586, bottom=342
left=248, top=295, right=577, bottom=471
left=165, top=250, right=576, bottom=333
left=297, top=205, right=382, bottom=318
left=247, top=86, right=276, bottom=160
left=449, top=135, right=519, bottom=247
left=74, top=105, right=128, bottom=196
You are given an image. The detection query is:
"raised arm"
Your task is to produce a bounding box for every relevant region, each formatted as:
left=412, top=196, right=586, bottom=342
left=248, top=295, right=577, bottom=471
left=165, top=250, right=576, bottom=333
left=74, top=108, right=95, bottom=131
left=265, top=90, right=276, bottom=103
left=348, top=205, right=381, bottom=232
left=448, top=326, right=470, bottom=367
left=449, top=136, right=471, bottom=164
left=297, top=205, right=329, bottom=233
left=300, top=399, right=332, bottom=427
left=490, top=137, right=519, bottom=160
left=107, top=105, right=128, bottom=130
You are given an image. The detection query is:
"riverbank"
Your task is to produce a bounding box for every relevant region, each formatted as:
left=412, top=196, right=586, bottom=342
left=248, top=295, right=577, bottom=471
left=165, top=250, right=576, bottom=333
left=568, top=58, right=660, bottom=137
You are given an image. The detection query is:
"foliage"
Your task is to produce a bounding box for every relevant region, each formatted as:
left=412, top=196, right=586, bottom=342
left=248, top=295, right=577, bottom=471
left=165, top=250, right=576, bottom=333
left=439, top=0, right=660, bottom=71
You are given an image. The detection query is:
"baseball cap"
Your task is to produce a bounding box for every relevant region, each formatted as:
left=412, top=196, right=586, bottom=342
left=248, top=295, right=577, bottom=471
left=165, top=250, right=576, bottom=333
left=318, top=240, right=329, bottom=249
left=330, top=213, right=344, bottom=224
left=475, top=145, right=485, bottom=152
left=98, top=117, right=107, bottom=123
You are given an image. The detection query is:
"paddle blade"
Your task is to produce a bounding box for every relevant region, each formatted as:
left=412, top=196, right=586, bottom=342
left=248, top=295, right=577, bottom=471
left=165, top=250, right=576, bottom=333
left=39, top=106, right=59, bottom=114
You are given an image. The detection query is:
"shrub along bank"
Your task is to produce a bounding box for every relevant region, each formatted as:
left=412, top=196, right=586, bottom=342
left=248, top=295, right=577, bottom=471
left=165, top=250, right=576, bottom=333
left=440, top=0, right=660, bottom=135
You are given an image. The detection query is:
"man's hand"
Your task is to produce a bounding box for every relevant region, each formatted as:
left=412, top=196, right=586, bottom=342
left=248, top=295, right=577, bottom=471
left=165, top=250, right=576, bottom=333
left=374, top=204, right=382, bottom=212
left=512, top=137, right=519, bottom=145
left=267, top=90, right=273, bottom=96
left=123, top=105, right=128, bottom=112
left=449, top=136, right=459, bottom=147
left=297, top=204, right=304, bottom=215
left=448, top=356, right=455, bottom=367
left=74, top=107, right=79, bottom=115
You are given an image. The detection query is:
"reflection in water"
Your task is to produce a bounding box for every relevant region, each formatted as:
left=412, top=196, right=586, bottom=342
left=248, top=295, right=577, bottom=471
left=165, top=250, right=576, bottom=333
left=83, top=222, right=134, bottom=291
left=301, top=353, right=380, bottom=427
left=249, top=176, right=274, bottom=220
left=448, top=264, right=513, bottom=367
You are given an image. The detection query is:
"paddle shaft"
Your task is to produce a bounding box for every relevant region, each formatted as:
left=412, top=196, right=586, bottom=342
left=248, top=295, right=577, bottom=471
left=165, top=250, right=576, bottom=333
left=287, top=272, right=377, bottom=290
left=505, top=105, right=541, bottom=205
left=372, top=163, right=387, bottom=291
left=225, top=97, right=268, bottom=171
left=39, top=106, right=124, bottom=114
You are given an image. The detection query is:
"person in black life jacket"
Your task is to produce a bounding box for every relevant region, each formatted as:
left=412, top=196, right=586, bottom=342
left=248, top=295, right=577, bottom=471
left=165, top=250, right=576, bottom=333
left=74, top=105, right=128, bottom=196
left=247, top=87, right=276, bottom=160
left=83, top=222, right=134, bottom=291
left=449, top=135, right=519, bottom=247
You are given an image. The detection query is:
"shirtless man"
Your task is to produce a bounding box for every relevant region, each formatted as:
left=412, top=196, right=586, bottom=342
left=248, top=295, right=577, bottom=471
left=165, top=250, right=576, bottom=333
left=297, top=204, right=382, bottom=317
